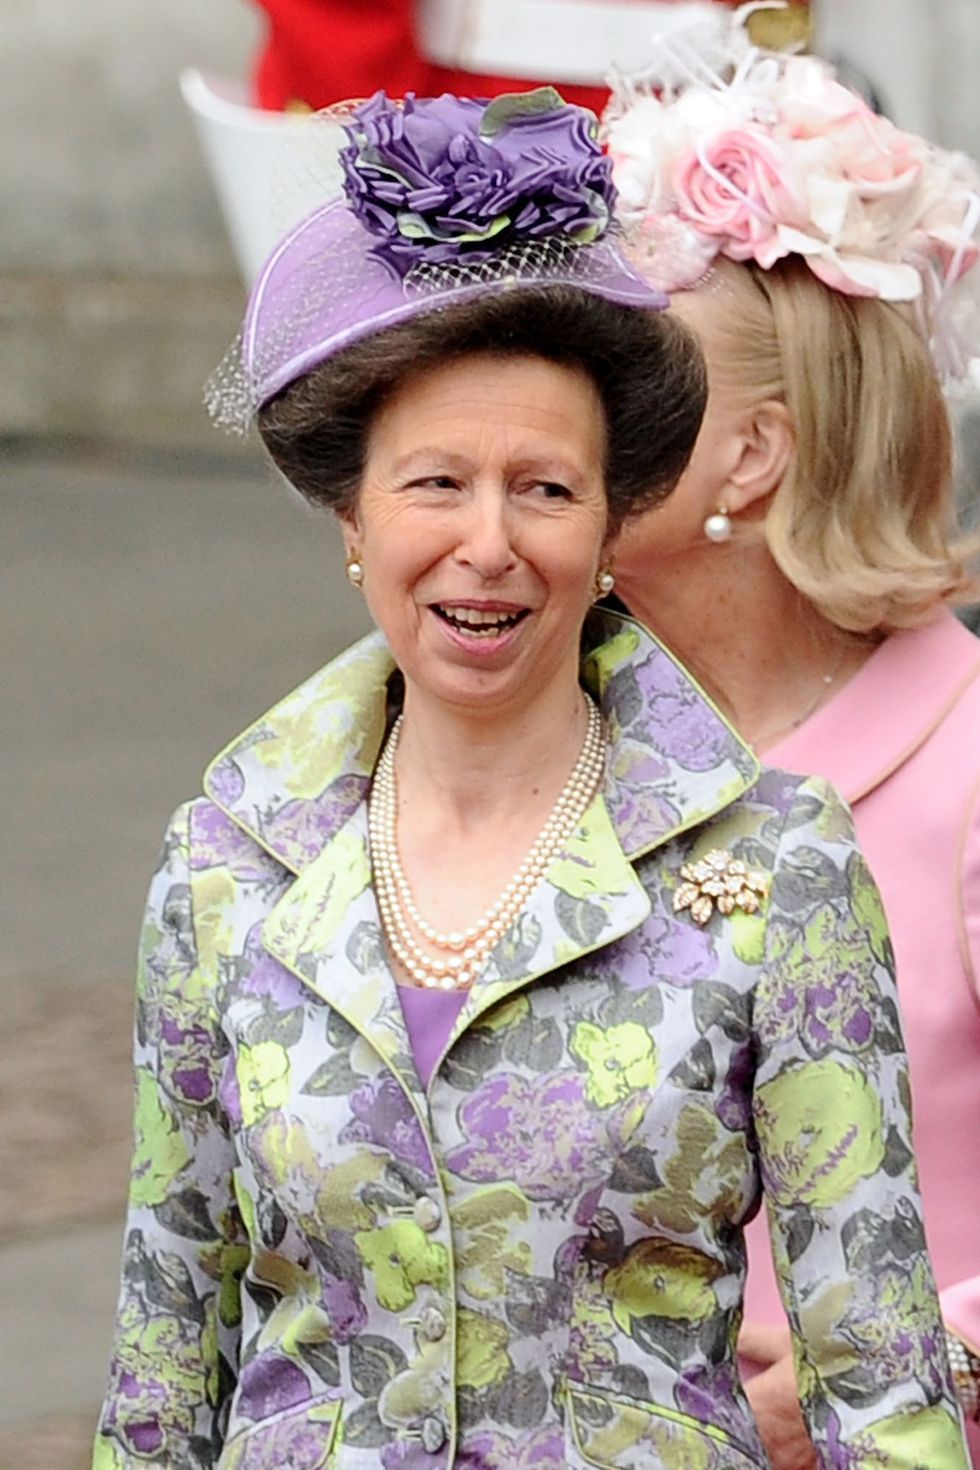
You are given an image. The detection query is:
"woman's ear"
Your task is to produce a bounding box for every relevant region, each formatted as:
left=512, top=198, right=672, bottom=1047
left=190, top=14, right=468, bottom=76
left=599, top=523, right=621, bottom=569
left=725, top=401, right=795, bottom=516
left=338, top=506, right=362, bottom=559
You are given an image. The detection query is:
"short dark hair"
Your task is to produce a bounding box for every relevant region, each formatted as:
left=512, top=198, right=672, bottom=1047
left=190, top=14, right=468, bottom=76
left=257, top=285, right=706, bottom=527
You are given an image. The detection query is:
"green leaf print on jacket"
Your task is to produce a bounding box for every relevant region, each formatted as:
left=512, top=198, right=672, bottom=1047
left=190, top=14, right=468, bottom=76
left=570, top=1020, right=658, bottom=1107
left=633, top=1102, right=749, bottom=1235
left=355, top=1222, right=449, bottom=1312
left=237, top=1041, right=292, bottom=1128
left=130, top=1070, right=192, bottom=1209
left=854, top=1405, right=970, bottom=1466
left=755, top=1058, right=885, bottom=1209
left=456, top=1308, right=513, bottom=1390
left=452, top=1185, right=533, bottom=1300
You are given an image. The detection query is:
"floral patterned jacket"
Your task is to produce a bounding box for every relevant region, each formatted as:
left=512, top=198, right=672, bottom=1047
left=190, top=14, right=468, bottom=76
left=94, top=612, right=968, bottom=1470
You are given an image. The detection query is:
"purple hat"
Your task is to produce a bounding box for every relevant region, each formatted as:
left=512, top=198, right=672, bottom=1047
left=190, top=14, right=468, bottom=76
left=207, top=89, right=668, bottom=431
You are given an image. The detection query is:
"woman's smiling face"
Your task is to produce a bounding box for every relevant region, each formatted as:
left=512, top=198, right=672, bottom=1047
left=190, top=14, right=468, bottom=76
left=342, top=352, right=610, bottom=718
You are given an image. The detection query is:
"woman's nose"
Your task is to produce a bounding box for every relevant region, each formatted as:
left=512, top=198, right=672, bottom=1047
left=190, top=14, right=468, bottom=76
left=454, top=492, right=518, bottom=579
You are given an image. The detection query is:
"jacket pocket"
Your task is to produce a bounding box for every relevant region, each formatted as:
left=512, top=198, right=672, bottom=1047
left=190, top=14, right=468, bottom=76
left=565, top=1382, right=765, bottom=1470
left=220, top=1393, right=342, bottom=1470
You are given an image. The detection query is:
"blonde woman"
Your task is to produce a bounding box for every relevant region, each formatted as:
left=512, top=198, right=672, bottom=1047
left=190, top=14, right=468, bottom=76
left=607, top=29, right=980, bottom=1470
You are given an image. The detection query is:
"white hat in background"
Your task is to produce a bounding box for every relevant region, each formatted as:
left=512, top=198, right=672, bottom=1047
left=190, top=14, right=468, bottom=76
left=180, top=69, right=345, bottom=284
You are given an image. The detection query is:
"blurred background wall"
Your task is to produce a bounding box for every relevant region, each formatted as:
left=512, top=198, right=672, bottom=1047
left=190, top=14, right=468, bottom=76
left=0, top=0, right=257, bottom=444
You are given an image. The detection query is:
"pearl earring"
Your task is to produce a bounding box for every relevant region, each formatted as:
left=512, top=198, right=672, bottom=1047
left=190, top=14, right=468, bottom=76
left=346, top=556, right=364, bottom=587
left=595, top=568, right=616, bottom=598
left=703, top=508, right=733, bottom=544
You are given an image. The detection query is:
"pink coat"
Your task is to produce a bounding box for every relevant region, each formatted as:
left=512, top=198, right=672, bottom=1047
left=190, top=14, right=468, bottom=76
left=743, top=611, right=980, bottom=1454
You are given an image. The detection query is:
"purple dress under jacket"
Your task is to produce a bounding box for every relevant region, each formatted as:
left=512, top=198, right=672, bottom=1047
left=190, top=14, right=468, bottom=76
left=397, top=985, right=468, bottom=1087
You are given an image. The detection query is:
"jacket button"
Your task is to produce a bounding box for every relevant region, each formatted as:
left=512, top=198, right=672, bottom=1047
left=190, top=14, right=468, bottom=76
left=418, top=1305, right=447, bottom=1342
left=413, top=1196, right=442, bottom=1232
left=420, top=1415, right=447, bottom=1453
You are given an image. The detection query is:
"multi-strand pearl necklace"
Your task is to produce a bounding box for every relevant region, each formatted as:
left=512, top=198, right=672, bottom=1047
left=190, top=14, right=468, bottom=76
left=369, top=697, right=605, bottom=990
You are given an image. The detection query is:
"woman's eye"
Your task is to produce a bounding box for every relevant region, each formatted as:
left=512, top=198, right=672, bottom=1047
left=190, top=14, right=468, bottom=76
left=411, top=475, right=458, bottom=491
left=533, top=481, right=573, bottom=500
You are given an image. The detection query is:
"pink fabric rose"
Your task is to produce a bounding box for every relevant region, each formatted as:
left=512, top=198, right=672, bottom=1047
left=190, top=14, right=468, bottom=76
left=671, top=127, right=796, bottom=268
left=828, top=112, right=921, bottom=195
left=779, top=59, right=921, bottom=195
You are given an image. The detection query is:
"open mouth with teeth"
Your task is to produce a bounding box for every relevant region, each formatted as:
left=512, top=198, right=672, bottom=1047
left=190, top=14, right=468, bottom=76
left=432, top=604, right=530, bottom=638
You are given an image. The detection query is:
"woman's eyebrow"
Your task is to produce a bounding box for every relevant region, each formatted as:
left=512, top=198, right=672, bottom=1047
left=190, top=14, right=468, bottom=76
left=389, top=449, right=587, bottom=482
left=389, top=449, right=474, bottom=478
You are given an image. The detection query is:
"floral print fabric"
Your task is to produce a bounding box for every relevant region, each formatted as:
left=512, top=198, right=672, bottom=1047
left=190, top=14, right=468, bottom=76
left=93, top=612, right=967, bottom=1469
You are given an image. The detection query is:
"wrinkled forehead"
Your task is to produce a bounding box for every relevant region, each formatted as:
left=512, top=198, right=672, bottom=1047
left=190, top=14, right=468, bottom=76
left=364, top=352, right=608, bottom=472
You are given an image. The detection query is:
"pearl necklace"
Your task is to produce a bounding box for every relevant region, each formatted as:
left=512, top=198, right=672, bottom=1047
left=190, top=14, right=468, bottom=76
left=369, top=697, right=605, bottom=990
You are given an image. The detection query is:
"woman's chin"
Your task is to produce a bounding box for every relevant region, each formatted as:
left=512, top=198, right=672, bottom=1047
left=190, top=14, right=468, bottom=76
left=409, top=640, right=537, bottom=714
left=413, top=663, right=531, bottom=716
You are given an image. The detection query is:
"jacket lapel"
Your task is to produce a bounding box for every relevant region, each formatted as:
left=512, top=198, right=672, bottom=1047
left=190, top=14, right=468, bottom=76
left=202, top=612, right=759, bottom=1074
left=203, top=631, right=421, bottom=1086
left=203, top=631, right=394, bottom=875
left=442, top=612, right=760, bottom=1042
left=259, top=804, right=424, bottom=1094
left=583, top=611, right=759, bottom=858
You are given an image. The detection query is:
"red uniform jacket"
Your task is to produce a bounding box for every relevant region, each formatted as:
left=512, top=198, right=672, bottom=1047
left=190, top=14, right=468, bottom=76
left=251, top=0, right=769, bottom=117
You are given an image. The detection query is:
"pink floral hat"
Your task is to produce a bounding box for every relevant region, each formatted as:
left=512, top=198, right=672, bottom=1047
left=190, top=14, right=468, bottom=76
left=603, top=7, right=980, bottom=377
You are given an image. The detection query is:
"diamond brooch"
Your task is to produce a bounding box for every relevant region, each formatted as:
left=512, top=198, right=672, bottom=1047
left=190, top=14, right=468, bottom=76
left=673, top=849, right=769, bottom=927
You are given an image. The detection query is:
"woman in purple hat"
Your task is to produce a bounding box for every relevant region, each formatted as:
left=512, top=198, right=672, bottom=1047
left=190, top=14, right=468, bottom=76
left=93, top=90, right=967, bottom=1469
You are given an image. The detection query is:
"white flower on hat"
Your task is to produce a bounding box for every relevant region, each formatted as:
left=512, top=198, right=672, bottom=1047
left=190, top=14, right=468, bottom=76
left=603, top=11, right=980, bottom=373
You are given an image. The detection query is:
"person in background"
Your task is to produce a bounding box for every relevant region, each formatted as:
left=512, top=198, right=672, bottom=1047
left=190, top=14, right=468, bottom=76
left=605, top=23, right=980, bottom=1469
left=93, top=87, right=966, bottom=1470
left=181, top=0, right=812, bottom=281
left=249, top=0, right=811, bottom=118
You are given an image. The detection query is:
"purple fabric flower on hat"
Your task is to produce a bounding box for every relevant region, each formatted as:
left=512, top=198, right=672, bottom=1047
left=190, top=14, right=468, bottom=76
left=340, top=89, right=616, bottom=274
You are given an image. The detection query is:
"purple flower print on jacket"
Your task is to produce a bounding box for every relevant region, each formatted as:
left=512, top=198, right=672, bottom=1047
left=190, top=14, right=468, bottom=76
left=237, top=1354, right=312, bottom=1422
left=262, top=776, right=369, bottom=868
left=634, top=652, right=739, bottom=774
left=319, top=1273, right=367, bottom=1344
left=589, top=910, right=718, bottom=991
left=206, top=754, right=245, bottom=809
left=238, top=923, right=305, bottom=1011
left=190, top=801, right=271, bottom=882
left=339, top=1073, right=434, bottom=1178
left=676, top=1361, right=759, bottom=1450
left=446, top=1071, right=639, bottom=1202
left=158, top=1012, right=217, bottom=1106
left=454, top=1426, right=566, bottom=1469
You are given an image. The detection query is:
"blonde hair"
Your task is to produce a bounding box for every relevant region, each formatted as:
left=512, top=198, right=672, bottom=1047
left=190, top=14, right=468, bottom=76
left=711, top=257, right=978, bottom=633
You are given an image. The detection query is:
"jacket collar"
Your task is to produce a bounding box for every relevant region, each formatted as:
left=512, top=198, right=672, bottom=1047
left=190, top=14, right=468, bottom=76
left=203, top=611, right=759, bottom=1087
left=769, top=611, right=980, bottom=803
left=203, top=608, right=759, bottom=876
